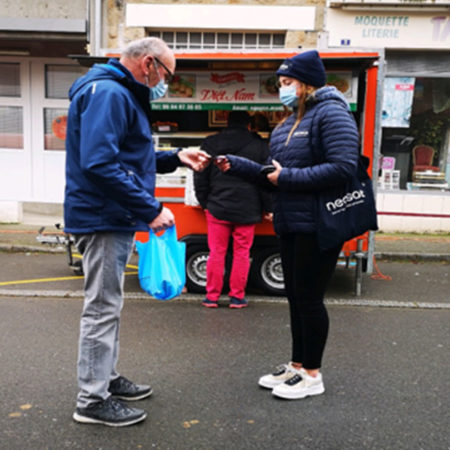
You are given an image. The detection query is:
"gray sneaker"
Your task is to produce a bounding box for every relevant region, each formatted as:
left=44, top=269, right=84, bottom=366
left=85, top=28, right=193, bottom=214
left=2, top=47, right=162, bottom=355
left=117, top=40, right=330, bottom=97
left=109, top=375, right=153, bottom=401
left=73, top=397, right=147, bottom=427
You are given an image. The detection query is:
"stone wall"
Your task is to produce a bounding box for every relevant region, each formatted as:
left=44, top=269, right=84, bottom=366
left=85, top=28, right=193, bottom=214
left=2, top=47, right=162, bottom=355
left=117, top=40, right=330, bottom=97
left=0, top=0, right=86, bottom=20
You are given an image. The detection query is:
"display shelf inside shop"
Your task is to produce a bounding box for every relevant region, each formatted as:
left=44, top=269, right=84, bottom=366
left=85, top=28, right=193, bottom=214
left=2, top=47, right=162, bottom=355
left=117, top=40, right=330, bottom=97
left=407, top=182, right=449, bottom=191
left=412, top=170, right=446, bottom=182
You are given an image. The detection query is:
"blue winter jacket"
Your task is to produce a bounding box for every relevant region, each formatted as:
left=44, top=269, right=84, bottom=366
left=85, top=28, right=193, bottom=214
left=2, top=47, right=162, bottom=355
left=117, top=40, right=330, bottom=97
left=226, top=86, right=360, bottom=236
left=64, top=59, right=181, bottom=234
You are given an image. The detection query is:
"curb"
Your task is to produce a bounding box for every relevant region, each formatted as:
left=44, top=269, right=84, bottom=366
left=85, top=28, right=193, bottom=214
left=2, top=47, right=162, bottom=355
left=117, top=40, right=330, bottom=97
left=374, top=252, right=450, bottom=263
left=0, top=244, right=65, bottom=253
left=1, top=289, right=449, bottom=310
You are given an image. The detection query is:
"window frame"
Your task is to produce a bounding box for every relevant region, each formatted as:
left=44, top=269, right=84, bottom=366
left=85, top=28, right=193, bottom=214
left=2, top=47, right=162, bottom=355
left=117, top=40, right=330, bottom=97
left=147, top=30, right=286, bottom=50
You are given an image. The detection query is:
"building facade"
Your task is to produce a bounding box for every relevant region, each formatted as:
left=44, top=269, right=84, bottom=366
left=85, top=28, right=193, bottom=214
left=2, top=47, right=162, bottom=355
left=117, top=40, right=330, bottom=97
left=326, top=0, right=450, bottom=231
left=0, top=0, right=89, bottom=220
left=0, top=0, right=449, bottom=231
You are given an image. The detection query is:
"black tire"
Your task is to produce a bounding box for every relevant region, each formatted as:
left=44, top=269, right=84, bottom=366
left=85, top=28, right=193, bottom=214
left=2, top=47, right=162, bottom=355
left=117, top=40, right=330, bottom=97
left=250, top=247, right=285, bottom=296
left=185, top=244, right=209, bottom=293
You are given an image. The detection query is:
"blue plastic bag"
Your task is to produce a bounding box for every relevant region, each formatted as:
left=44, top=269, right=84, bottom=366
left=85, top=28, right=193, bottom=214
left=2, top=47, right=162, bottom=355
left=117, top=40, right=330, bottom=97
left=135, top=225, right=186, bottom=300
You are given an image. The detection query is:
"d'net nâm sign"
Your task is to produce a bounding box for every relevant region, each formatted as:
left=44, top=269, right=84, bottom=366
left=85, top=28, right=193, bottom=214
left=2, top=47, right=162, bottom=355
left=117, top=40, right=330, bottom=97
left=151, top=71, right=283, bottom=111
left=151, top=70, right=357, bottom=111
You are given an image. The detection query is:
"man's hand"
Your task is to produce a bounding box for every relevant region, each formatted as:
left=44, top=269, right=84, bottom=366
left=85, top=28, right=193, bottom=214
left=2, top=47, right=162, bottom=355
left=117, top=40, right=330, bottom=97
left=149, top=207, right=175, bottom=233
left=178, top=148, right=211, bottom=172
left=267, top=160, right=282, bottom=186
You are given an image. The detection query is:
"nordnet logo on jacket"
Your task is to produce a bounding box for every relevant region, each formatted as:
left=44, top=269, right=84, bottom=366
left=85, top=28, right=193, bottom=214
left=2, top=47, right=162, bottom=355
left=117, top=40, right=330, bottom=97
left=325, top=188, right=366, bottom=215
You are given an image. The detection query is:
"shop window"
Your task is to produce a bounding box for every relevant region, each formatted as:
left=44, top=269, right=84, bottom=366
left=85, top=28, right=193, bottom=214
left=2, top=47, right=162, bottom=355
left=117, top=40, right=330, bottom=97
left=0, top=106, right=23, bottom=149
left=44, top=108, right=68, bottom=151
left=147, top=30, right=285, bottom=50
left=381, top=76, right=450, bottom=191
left=45, top=65, right=87, bottom=99
left=0, top=63, right=21, bottom=97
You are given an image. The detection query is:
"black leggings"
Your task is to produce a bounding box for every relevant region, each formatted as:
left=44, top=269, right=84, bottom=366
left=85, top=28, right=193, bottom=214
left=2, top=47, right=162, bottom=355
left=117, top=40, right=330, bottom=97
left=280, top=233, right=341, bottom=369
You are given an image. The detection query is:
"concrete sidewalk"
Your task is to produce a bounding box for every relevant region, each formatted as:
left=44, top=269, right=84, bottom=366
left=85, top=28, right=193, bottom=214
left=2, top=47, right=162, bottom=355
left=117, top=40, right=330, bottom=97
left=1, top=212, right=450, bottom=261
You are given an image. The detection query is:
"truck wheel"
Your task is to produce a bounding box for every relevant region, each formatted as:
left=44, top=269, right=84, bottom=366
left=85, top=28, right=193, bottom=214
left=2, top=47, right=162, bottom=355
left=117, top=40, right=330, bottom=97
left=185, top=245, right=209, bottom=293
left=251, top=248, right=285, bottom=296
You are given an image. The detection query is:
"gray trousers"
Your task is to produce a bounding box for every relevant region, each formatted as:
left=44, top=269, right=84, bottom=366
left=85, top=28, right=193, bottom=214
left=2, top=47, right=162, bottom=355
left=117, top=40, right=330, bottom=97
left=74, top=231, right=135, bottom=408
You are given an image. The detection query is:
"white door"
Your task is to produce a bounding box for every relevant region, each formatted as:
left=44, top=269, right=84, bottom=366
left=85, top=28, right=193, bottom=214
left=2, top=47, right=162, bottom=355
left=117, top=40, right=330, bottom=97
left=0, top=58, right=86, bottom=203
left=0, top=59, right=33, bottom=201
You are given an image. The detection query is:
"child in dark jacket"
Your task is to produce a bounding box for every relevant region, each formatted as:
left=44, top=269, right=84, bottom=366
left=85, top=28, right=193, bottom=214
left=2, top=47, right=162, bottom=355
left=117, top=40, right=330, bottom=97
left=215, top=51, right=359, bottom=399
left=194, top=111, right=272, bottom=308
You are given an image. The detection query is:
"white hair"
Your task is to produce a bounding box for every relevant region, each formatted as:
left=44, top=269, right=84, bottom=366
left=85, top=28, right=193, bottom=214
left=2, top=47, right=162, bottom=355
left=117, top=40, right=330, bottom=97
left=122, top=37, right=171, bottom=60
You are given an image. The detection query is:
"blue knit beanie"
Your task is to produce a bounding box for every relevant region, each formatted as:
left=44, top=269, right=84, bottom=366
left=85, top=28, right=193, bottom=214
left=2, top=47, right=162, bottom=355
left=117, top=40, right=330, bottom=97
left=276, top=50, right=326, bottom=87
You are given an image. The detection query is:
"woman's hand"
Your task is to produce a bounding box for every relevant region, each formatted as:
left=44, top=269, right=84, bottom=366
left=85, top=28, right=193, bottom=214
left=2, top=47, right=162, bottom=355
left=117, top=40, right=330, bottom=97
left=267, top=160, right=282, bottom=186
left=213, top=155, right=231, bottom=172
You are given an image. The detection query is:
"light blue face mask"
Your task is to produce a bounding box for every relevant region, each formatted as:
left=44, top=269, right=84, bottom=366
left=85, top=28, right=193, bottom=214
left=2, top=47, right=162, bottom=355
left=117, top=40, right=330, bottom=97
left=279, top=85, right=299, bottom=108
left=150, top=79, right=168, bottom=101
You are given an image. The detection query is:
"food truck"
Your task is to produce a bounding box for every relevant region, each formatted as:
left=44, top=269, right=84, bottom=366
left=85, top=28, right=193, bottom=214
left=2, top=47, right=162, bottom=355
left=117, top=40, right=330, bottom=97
left=134, top=49, right=384, bottom=296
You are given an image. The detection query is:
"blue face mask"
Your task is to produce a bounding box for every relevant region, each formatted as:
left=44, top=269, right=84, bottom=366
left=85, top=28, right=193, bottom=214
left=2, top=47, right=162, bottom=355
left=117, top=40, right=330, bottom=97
left=279, top=85, right=299, bottom=108
left=150, top=79, right=168, bottom=101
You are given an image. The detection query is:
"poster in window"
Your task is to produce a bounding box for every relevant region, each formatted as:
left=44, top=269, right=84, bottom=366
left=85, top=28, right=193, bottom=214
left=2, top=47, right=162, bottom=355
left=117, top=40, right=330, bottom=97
left=168, top=75, right=196, bottom=98
left=382, top=77, right=415, bottom=128
left=259, top=74, right=278, bottom=98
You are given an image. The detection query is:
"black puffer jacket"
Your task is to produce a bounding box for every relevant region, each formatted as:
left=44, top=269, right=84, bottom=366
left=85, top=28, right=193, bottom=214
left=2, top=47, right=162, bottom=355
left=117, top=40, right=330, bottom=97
left=194, top=125, right=271, bottom=224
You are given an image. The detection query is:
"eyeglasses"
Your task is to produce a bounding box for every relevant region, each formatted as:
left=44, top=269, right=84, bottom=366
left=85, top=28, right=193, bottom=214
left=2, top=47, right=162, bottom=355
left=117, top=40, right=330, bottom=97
left=154, top=56, right=173, bottom=83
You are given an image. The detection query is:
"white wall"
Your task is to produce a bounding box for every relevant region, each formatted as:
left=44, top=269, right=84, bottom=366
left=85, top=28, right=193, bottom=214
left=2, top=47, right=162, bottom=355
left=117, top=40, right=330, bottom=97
left=0, top=201, right=22, bottom=223
left=377, top=191, right=450, bottom=232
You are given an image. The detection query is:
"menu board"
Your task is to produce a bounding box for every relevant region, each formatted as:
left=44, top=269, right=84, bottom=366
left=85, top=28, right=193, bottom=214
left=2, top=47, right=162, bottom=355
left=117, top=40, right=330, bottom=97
left=152, top=70, right=358, bottom=111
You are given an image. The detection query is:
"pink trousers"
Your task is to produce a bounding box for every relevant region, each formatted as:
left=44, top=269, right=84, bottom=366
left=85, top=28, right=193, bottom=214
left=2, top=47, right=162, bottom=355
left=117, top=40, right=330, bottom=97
left=205, top=211, right=256, bottom=301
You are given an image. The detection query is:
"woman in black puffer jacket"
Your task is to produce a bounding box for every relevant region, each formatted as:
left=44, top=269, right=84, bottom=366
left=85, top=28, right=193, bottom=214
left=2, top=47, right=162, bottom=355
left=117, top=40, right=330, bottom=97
left=216, top=50, right=359, bottom=400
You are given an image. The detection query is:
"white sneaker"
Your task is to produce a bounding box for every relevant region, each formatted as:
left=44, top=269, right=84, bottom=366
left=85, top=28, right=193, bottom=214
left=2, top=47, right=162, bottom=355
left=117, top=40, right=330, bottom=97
left=258, top=363, right=301, bottom=389
left=272, top=369, right=325, bottom=400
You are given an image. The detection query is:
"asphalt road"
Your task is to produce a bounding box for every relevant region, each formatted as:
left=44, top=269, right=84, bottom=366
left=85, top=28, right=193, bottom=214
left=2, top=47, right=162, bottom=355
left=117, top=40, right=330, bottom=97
left=0, top=251, right=449, bottom=449
left=0, top=297, right=449, bottom=449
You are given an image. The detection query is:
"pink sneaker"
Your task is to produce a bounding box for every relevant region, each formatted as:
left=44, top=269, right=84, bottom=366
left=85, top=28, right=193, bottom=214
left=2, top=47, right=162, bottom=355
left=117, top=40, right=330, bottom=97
left=229, top=297, right=248, bottom=309
left=202, top=299, right=219, bottom=308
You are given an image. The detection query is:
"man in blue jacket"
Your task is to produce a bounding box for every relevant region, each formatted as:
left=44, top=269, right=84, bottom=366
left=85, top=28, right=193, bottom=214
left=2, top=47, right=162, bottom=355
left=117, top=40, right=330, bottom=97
left=65, top=37, right=210, bottom=427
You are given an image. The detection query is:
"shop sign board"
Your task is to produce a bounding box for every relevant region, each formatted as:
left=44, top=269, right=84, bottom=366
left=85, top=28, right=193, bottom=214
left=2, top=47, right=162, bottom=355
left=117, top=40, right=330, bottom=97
left=152, top=71, right=358, bottom=111
left=126, top=4, right=316, bottom=31
left=327, top=10, right=450, bottom=48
